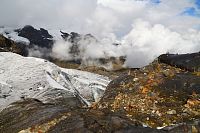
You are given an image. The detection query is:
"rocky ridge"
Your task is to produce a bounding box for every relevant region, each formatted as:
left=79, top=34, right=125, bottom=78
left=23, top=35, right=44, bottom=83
left=0, top=52, right=199, bottom=133
left=0, top=26, right=125, bottom=70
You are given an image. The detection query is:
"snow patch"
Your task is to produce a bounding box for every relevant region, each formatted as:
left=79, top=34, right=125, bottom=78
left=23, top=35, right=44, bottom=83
left=0, top=52, right=110, bottom=110
left=0, top=27, right=30, bottom=45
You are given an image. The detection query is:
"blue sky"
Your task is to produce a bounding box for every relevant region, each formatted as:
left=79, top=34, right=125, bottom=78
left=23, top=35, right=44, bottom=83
left=0, top=0, right=199, bottom=32
left=151, top=0, right=161, bottom=4
left=195, top=0, right=200, bottom=8
left=183, top=7, right=200, bottom=17
left=178, top=0, right=199, bottom=17
left=151, top=0, right=200, bottom=17
left=0, top=0, right=199, bottom=67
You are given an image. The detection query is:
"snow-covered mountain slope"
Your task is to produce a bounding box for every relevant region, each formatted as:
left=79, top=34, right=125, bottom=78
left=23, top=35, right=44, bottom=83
left=0, top=27, right=30, bottom=45
left=0, top=52, right=110, bottom=110
left=0, top=26, right=126, bottom=71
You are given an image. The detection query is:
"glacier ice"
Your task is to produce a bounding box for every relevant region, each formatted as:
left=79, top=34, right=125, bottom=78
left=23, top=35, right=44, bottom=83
left=0, top=52, right=110, bottom=110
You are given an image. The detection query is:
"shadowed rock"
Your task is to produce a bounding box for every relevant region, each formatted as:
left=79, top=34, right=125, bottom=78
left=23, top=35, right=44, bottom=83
left=0, top=52, right=200, bottom=132
left=0, top=35, right=28, bottom=56
left=97, top=60, right=200, bottom=131
left=0, top=98, right=82, bottom=133
left=1, top=26, right=126, bottom=71
left=158, top=52, right=200, bottom=72
left=0, top=98, right=165, bottom=133
left=17, top=25, right=53, bottom=48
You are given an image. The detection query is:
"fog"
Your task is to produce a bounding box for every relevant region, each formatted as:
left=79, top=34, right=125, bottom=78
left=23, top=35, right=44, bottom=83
left=0, top=0, right=200, bottom=67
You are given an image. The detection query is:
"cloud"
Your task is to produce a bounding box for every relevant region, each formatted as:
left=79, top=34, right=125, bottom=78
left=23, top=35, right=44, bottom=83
left=51, top=40, right=73, bottom=60
left=52, top=19, right=200, bottom=68
left=121, top=19, right=200, bottom=67
left=1, top=0, right=199, bottom=35
left=0, top=0, right=97, bottom=31
left=52, top=34, right=122, bottom=61
left=0, top=0, right=200, bottom=67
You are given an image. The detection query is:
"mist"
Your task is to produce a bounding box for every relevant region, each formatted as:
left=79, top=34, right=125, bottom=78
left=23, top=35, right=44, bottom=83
left=0, top=0, right=200, bottom=67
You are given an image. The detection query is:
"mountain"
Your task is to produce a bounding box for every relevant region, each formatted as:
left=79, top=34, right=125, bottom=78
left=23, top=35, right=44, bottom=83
left=0, top=52, right=199, bottom=132
left=0, top=34, right=28, bottom=56
left=0, top=33, right=126, bottom=79
left=0, top=52, right=162, bottom=133
left=0, top=26, right=200, bottom=132
left=0, top=26, right=125, bottom=70
left=17, top=25, right=54, bottom=48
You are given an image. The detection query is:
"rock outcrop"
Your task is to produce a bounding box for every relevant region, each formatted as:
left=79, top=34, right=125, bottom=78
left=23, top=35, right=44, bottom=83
left=158, top=52, right=200, bottom=72
left=0, top=35, right=28, bottom=56
left=0, top=52, right=200, bottom=132
left=17, top=25, right=53, bottom=48
left=0, top=26, right=125, bottom=70
left=0, top=52, right=162, bottom=133
left=0, top=98, right=164, bottom=133
left=96, top=53, right=200, bottom=131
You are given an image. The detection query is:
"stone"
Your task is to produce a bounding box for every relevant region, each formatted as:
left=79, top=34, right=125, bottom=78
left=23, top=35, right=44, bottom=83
left=166, top=110, right=177, bottom=115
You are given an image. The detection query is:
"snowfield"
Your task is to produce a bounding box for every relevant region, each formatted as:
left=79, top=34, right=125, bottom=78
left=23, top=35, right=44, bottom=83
left=0, top=27, right=30, bottom=45
left=0, top=52, right=110, bottom=110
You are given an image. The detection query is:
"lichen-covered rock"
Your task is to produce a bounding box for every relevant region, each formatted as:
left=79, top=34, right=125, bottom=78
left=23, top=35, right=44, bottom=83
left=0, top=98, right=82, bottom=133
left=1, top=52, right=200, bottom=132
left=97, top=60, right=200, bottom=130
left=0, top=98, right=165, bottom=133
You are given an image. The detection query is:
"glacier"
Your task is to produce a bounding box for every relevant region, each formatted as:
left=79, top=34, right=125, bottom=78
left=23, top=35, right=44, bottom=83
left=0, top=52, right=110, bottom=110
left=0, top=27, right=30, bottom=45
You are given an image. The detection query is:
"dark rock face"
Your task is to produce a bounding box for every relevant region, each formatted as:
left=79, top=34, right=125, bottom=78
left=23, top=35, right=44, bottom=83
left=158, top=73, right=200, bottom=98
left=60, top=31, right=98, bottom=59
left=2, top=27, right=200, bottom=132
left=61, top=31, right=81, bottom=42
left=163, top=121, right=200, bottom=133
left=17, top=25, right=53, bottom=49
left=158, top=52, right=200, bottom=72
left=0, top=98, right=83, bottom=133
left=61, top=31, right=82, bottom=53
left=0, top=35, right=28, bottom=56
left=60, top=31, right=96, bottom=43
left=1, top=26, right=126, bottom=70
left=59, top=30, right=126, bottom=70
left=97, top=59, right=200, bottom=131
left=1, top=53, right=200, bottom=132
left=0, top=98, right=165, bottom=133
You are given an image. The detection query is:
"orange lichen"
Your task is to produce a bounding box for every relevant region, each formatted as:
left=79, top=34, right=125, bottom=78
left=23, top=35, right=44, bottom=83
left=141, top=87, right=149, bottom=94
left=186, top=99, right=200, bottom=107
left=18, top=113, right=71, bottom=133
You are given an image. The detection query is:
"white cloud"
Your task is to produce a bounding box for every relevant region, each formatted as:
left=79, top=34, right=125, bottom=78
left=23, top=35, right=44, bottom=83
left=1, top=0, right=200, bottom=67
left=51, top=40, right=73, bottom=60
left=122, top=19, right=200, bottom=67
left=97, top=0, right=147, bottom=13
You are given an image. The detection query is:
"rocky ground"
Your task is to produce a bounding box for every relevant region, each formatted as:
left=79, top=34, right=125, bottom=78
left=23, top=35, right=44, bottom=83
left=0, top=52, right=199, bottom=133
left=97, top=55, right=200, bottom=130
left=0, top=27, right=200, bottom=132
